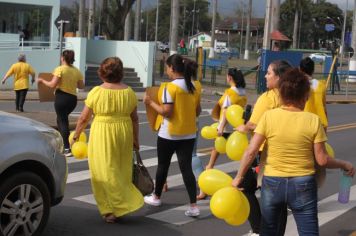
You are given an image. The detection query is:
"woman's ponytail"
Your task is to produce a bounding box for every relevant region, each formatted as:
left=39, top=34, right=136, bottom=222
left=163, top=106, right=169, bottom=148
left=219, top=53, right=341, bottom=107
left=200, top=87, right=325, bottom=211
left=184, top=59, right=197, bottom=94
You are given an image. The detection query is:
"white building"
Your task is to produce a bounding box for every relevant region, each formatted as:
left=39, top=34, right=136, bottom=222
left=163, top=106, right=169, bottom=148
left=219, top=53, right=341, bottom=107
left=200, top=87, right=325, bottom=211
left=0, top=0, right=154, bottom=90
left=188, top=32, right=211, bottom=51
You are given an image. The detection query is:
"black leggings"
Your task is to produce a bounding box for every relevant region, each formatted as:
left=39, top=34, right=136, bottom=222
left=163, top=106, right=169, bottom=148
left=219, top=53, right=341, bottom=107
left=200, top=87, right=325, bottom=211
left=155, top=136, right=197, bottom=203
left=240, top=168, right=261, bottom=234
left=15, top=89, right=28, bottom=111
left=54, top=89, right=77, bottom=149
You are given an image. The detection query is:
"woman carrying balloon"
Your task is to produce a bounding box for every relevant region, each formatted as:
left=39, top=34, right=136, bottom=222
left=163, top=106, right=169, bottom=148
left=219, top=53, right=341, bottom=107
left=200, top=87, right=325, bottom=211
left=143, top=54, right=201, bottom=217
left=71, top=57, right=143, bottom=223
left=198, top=68, right=247, bottom=200
left=232, top=68, right=355, bottom=235
left=205, top=68, right=247, bottom=169
left=37, top=50, right=84, bottom=157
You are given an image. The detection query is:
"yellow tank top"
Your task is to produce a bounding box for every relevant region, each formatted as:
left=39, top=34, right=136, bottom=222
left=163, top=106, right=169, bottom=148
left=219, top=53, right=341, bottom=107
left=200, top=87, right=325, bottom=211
left=154, top=82, right=197, bottom=135
left=218, top=87, right=247, bottom=119
left=304, top=80, right=328, bottom=127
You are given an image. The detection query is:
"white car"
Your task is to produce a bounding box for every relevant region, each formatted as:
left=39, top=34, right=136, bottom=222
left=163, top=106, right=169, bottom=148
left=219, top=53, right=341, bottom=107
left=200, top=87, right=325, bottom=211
left=310, top=53, right=329, bottom=63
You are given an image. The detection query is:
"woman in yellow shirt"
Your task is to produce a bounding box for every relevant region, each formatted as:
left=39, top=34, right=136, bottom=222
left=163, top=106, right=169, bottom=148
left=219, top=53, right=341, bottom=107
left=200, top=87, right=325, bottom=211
left=37, top=50, right=84, bottom=156
left=70, top=57, right=143, bottom=223
left=2, top=54, right=35, bottom=112
left=236, top=60, right=292, bottom=236
left=143, top=54, right=201, bottom=217
left=232, top=68, right=355, bottom=235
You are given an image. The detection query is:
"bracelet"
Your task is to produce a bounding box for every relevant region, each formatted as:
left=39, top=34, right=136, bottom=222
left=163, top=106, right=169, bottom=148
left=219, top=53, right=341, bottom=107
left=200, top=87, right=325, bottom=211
left=73, top=136, right=78, bottom=141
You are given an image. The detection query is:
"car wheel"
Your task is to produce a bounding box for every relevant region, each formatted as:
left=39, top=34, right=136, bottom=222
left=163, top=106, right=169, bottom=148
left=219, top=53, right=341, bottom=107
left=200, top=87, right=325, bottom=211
left=0, top=172, right=50, bottom=236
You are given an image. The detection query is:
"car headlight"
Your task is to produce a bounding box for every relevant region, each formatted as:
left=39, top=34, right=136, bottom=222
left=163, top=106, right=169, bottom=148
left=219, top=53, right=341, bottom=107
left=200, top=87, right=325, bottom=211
left=42, top=130, right=64, bottom=153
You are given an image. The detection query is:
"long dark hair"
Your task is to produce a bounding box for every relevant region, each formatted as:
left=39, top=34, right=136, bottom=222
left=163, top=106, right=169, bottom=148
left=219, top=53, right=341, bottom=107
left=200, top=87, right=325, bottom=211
left=228, top=68, right=246, bottom=88
left=269, top=60, right=292, bottom=77
left=166, top=54, right=197, bottom=93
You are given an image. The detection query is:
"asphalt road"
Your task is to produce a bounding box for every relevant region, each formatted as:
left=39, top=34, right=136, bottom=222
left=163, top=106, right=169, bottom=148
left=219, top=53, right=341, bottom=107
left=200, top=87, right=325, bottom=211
left=0, top=97, right=356, bottom=236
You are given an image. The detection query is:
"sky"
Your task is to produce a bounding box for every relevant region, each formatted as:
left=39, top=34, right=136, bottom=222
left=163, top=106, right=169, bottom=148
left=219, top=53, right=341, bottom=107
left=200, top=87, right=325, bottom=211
left=60, top=0, right=352, bottom=18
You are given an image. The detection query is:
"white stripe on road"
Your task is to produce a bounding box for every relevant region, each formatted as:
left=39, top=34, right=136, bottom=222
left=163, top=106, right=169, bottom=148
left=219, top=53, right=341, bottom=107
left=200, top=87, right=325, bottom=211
left=73, top=161, right=240, bottom=226
left=66, top=145, right=157, bottom=164
left=66, top=152, right=207, bottom=183
left=285, top=184, right=356, bottom=235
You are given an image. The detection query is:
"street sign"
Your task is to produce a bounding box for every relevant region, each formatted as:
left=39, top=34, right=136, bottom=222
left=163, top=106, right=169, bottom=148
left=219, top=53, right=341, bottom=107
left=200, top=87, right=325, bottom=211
left=232, top=22, right=238, bottom=30
left=325, top=24, right=335, bottom=32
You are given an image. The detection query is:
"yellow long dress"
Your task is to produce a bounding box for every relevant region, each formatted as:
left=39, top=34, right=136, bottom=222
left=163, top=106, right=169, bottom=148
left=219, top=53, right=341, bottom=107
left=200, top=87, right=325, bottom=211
left=85, top=86, right=144, bottom=217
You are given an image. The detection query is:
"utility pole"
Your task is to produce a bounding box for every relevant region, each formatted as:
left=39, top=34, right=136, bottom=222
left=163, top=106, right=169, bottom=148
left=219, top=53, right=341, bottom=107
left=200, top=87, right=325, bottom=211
left=191, top=0, right=196, bottom=37
left=292, top=0, right=300, bottom=48
left=155, top=0, right=159, bottom=43
left=244, top=0, right=252, bottom=60
left=348, top=0, right=356, bottom=80
left=124, top=11, right=131, bottom=41
left=58, top=20, right=70, bottom=63
left=183, top=2, right=186, bottom=39
left=263, top=0, right=272, bottom=49
left=87, top=0, right=95, bottom=39
left=78, top=0, right=85, bottom=37
left=239, top=6, right=245, bottom=58
left=209, top=0, right=217, bottom=58
left=170, top=0, right=179, bottom=55
left=271, top=0, right=280, bottom=32
left=340, top=0, right=348, bottom=55
left=134, top=0, right=141, bottom=41
left=145, top=10, right=149, bottom=41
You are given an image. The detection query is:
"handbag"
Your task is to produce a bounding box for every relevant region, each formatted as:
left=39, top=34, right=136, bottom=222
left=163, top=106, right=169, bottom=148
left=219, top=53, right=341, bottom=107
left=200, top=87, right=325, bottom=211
left=132, top=150, right=154, bottom=196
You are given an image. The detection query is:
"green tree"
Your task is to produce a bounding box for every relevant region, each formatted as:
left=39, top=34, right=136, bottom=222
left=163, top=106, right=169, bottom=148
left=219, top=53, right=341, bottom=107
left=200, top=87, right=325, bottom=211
left=280, top=0, right=344, bottom=49
left=155, top=0, right=211, bottom=42
left=103, top=0, right=136, bottom=40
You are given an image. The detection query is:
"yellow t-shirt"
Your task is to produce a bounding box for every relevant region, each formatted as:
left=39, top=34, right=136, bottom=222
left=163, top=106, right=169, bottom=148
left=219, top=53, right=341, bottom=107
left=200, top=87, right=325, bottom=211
left=249, top=88, right=281, bottom=125
left=304, top=79, right=328, bottom=127
left=53, top=65, right=83, bottom=96
left=5, top=62, right=35, bottom=90
left=255, top=108, right=327, bottom=177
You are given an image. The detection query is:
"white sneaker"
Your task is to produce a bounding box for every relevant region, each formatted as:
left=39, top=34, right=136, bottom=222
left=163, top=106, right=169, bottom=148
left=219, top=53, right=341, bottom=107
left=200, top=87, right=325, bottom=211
left=144, top=195, right=161, bottom=206
left=185, top=206, right=200, bottom=217
left=64, top=149, right=73, bottom=157
left=248, top=230, right=259, bottom=236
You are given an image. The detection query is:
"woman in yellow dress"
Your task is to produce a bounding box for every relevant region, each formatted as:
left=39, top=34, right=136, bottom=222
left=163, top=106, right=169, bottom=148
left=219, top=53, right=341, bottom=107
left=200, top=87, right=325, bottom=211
left=71, top=57, right=143, bottom=223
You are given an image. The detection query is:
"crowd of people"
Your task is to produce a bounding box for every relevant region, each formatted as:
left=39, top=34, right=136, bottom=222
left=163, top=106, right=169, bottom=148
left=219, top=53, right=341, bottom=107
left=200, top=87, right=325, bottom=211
left=1, top=51, right=354, bottom=235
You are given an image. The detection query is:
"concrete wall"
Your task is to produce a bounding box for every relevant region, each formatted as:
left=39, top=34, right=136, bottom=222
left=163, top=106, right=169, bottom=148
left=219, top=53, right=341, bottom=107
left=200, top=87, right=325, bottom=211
left=0, top=49, right=60, bottom=90
left=86, top=40, right=155, bottom=87
left=65, top=37, right=87, bottom=76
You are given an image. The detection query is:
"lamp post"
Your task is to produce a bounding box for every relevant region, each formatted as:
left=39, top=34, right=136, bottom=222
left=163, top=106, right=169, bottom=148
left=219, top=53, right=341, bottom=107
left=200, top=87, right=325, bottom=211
left=191, top=0, right=196, bottom=37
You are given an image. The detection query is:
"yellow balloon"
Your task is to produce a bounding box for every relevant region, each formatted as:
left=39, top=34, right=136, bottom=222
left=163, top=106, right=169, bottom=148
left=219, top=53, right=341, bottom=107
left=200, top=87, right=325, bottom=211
left=215, top=137, right=227, bottom=154
left=198, top=169, right=233, bottom=195
left=226, top=105, right=244, bottom=127
left=210, top=122, right=219, bottom=129
left=226, top=131, right=249, bottom=161
left=201, top=126, right=218, bottom=140
left=72, top=142, right=88, bottom=159
left=224, top=192, right=250, bottom=226
left=69, top=131, right=87, bottom=143
left=210, top=187, right=243, bottom=219
left=325, top=143, right=335, bottom=158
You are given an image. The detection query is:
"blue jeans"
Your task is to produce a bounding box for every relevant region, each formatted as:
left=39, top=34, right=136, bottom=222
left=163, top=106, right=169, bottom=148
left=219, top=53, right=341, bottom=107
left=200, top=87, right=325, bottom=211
left=261, top=175, right=318, bottom=236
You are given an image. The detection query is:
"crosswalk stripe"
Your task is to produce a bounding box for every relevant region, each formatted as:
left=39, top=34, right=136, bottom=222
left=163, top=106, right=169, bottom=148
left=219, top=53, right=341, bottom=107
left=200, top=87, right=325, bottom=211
left=73, top=161, right=240, bottom=224
left=285, top=184, right=356, bottom=235
left=67, top=152, right=208, bottom=183
left=66, top=145, right=157, bottom=164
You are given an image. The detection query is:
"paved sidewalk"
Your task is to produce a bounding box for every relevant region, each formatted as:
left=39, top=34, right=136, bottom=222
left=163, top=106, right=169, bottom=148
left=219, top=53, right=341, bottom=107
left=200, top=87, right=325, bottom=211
left=1, top=84, right=356, bottom=130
